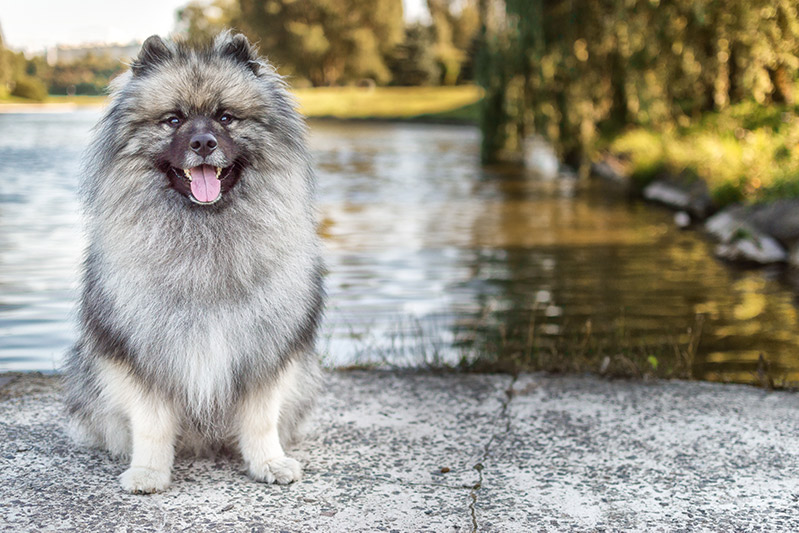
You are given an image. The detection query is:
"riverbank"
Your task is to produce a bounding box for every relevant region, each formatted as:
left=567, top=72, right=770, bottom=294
left=588, top=99, right=799, bottom=267
left=2, top=370, right=798, bottom=531
left=593, top=154, right=799, bottom=267
left=0, top=86, right=482, bottom=122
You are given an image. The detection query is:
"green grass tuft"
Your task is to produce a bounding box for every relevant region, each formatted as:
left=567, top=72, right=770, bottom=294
left=608, top=100, right=799, bottom=207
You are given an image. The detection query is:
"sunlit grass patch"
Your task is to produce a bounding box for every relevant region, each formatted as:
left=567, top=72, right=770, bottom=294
left=3, top=86, right=484, bottom=122
left=293, top=85, right=482, bottom=120
left=608, top=129, right=666, bottom=186
left=44, top=95, right=108, bottom=105
left=609, top=100, right=799, bottom=207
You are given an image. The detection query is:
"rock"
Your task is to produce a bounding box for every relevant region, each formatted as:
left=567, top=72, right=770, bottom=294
left=674, top=211, right=691, bottom=229
left=715, top=236, right=787, bottom=264
left=591, top=154, right=629, bottom=185
left=705, top=209, right=747, bottom=242
left=523, top=137, right=559, bottom=179
left=643, top=178, right=713, bottom=219
left=734, top=199, right=799, bottom=247
left=706, top=200, right=799, bottom=265
left=644, top=181, right=690, bottom=207
left=706, top=210, right=787, bottom=264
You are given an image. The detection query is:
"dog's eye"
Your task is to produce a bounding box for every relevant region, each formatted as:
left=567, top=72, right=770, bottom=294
left=219, top=113, right=235, bottom=125
left=164, top=116, right=182, bottom=128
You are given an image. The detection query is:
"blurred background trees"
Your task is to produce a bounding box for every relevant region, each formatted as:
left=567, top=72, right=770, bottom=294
left=426, top=0, right=481, bottom=85
left=176, top=0, right=480, bottom=86
left=236, top=0, right=404, bottom=85
left=0, top=27, right=48, bottom=101
left=1, top=0, right=480, bottom=96
left=476, top=0, right=799, bottom=166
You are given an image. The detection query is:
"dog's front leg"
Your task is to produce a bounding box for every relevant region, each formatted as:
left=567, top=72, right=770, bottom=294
left=237, top=365, right=302, bottom=484
left=118, top=389, right=177, bottom=494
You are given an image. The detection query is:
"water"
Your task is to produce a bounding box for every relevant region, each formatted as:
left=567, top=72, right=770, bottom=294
left=2, top=112, right=799, bottom=384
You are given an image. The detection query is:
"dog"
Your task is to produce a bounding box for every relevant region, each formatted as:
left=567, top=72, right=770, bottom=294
left=62, top=32, right=324, bottom=493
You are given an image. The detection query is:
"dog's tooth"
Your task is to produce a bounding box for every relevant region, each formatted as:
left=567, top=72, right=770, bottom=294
left=216, top=167, right=222, bottom=179
left=183, top=168, right=192, bottom=182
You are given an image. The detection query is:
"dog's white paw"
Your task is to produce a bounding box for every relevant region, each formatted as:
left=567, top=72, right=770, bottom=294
left=248, top=456, right=302, bottom=484
left=119, top=466, right=171, bottom=494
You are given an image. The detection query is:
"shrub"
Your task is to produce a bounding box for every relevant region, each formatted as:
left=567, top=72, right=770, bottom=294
left=11, top=76, right=48, bottom=101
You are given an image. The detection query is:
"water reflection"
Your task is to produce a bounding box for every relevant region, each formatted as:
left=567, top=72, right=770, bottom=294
left=312, top=120, right=799, bottom=384
left=1, top=114, right=799, bottom=385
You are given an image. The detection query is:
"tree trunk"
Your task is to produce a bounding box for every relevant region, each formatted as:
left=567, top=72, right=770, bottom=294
left=769, top=64, right=794, bottom=105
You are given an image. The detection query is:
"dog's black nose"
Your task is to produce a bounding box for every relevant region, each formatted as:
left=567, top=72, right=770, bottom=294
left=189, top=133, right=218, bottom=157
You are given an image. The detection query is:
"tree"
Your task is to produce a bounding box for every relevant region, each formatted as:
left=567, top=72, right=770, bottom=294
left=176, top=0, right=239, bottom=45
left=426, top=0, right=480, bottom=84
left=46, top=53, right=125, bottom=96
left=0, top=35, right=48, bottom=101
left=388, top=24, right=441, bottom=86
left=0, top=22, right=12, bottom=97
left=237, top=0, right=404, bottom=86
left=477, top=0, right=799, bottom=165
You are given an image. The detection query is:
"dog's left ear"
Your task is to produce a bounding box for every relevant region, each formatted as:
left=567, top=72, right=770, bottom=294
left=217, top=32, right=260, bottom=74
left=131, top=35, right=173, bottom=76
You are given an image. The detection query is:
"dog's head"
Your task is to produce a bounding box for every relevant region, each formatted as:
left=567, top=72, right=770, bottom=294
left=95, top=32, right=308, bottom=209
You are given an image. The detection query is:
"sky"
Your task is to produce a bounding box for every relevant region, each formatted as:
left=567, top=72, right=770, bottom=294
left=0, top=0, right=428, bottom=52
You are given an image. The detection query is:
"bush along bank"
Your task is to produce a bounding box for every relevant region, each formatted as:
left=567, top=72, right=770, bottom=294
left=590, top=102, right=799, bottom=266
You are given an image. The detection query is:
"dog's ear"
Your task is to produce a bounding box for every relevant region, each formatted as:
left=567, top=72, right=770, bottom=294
left=131, top=35, right=173, bottom=76
left=217, top=32, right=260, bottom=74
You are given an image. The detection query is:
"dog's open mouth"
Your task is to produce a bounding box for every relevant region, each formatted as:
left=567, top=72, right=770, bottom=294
left=171, top=164, right=235, bottom=205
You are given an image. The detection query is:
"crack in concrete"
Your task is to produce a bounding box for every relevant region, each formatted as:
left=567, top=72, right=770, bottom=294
left=468, top=374, right=518, bottom=532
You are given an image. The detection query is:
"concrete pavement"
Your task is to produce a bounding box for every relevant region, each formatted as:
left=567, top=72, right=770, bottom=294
left=1, top=371, right=799, bottom=532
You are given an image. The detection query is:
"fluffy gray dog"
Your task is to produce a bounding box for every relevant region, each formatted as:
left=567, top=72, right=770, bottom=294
left=63, top=32, right=324, bottom=494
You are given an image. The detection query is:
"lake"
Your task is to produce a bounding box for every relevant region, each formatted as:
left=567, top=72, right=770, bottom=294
left=2, top=111, right=799, bottom=385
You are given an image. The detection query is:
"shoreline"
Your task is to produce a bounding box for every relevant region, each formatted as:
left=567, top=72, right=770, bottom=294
left=0, top=86, right=482, bottom=122
left=0, top=102, right=107, bottom=113
left=0, top=101, right=477, bottom=125
left=592, top=152, right=799, bottom=267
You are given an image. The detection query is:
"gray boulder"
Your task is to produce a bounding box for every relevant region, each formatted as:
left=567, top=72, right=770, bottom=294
left=705, top=209, right=788, bottom=264
left=643, top=178, right=713, bottom=219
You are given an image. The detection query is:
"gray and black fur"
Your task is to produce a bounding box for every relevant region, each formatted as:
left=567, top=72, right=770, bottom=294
left=63, top=32, right=324, bottom=491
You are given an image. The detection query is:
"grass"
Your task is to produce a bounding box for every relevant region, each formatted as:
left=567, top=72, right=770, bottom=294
left=44, top=95, right=109, bottom=105
left=606, top=99, right=799, bottom=207
left=0, top=86, right=483, bottom=123
left=0, top=94, right=107, bottom=106
left=331, top=309, right=703, bottom=380
left=326, top=310, right=796, bottom=390
left=293, top=85, right=481, bottom=121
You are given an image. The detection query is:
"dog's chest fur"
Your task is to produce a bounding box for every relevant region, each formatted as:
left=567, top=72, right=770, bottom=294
left=90, top=199, right=316, bottom=414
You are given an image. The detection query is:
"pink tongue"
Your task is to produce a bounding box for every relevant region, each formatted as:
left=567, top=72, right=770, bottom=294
left=189, top=164, right=221, bottom=203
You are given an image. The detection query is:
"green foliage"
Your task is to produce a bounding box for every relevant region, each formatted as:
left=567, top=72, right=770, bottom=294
left=10, top=76, right=47, bottom=101
left=174, top=0, right=478, bottom=87
left=237, top=0, right=404, bottom=86
left=0, top=30, right=11, bottom=97
left=388, top=24, right=440, bottom=86
left=426, top=0, right=480, bottom=85
left=0, top=38, right=52, bottom=100
left=609, top=98, right=799, bottom=207
left=176, top=0, right=237, bottom=45
left=478, top=0, right=799, bottom=166
left=46, top=53, right=125, bottom=96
